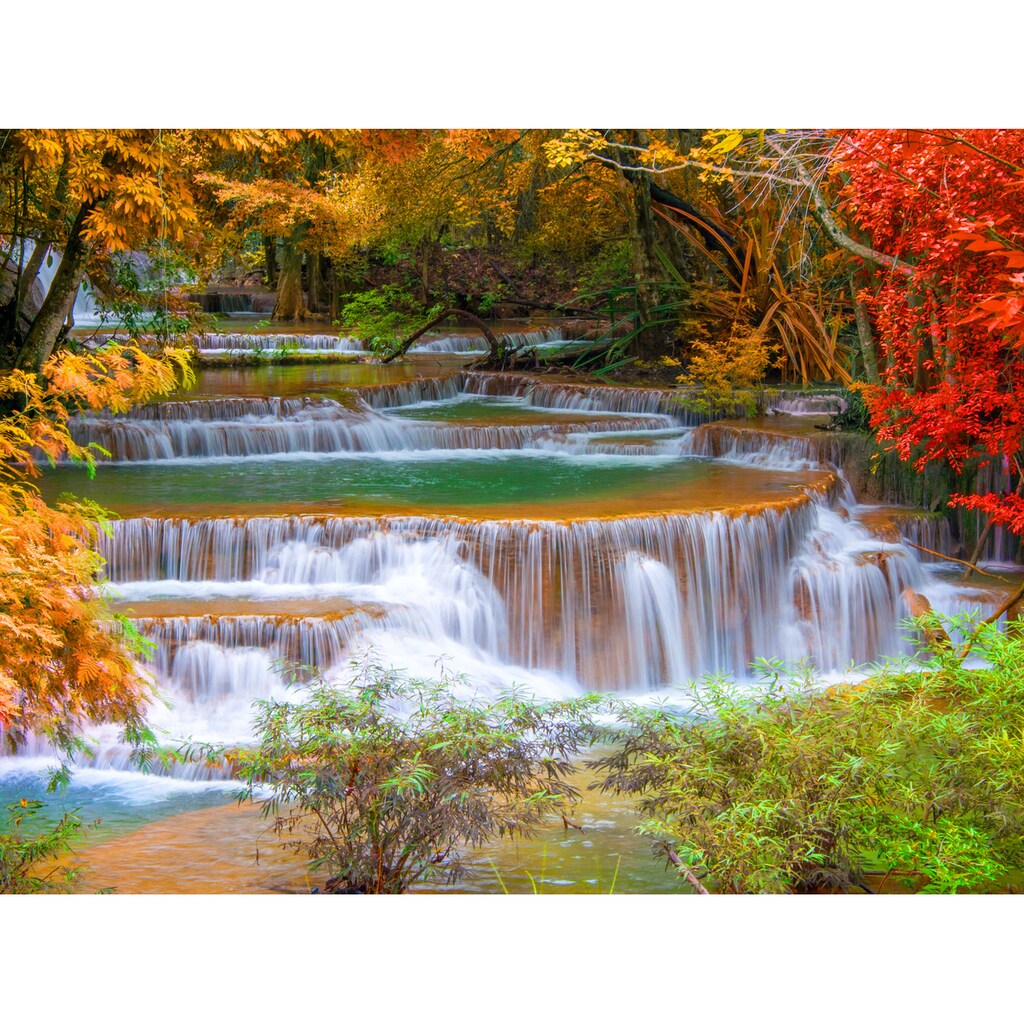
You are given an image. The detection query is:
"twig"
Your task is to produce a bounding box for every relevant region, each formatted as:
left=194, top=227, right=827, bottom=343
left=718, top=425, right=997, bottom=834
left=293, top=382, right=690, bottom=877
left=962, top=522, right=995, bottom=579
left=902, top=542, right=1015, bottom=585
left=664, top=846, right=710, bottom=894
left=958, top=580, right=1024, bottom=661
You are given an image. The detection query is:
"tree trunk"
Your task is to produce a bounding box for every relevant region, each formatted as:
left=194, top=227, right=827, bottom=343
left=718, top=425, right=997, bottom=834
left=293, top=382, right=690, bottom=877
left=263, top=235, right=278, bottom=289
left=417, top=240, right=432, bottom=304
left=307, top=252, right=323, bottom=314
left=16, top=200, right=95, bottom=372
left=849, top=272, right=879, bottom=383
left=272, top=244, right=309, bottom=322
left=618, top=131, right=666, bottom=359
left=17, top=242, right=50, bottom=310
left=326, top=258, right=338, bottom=319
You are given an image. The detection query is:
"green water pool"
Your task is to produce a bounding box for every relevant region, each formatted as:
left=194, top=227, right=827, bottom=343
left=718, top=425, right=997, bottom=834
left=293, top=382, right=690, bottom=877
left=40, top=450, right=824, bottom=519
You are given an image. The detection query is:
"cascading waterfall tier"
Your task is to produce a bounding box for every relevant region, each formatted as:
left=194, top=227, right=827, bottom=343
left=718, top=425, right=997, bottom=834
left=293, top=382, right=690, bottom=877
left=101, top=499, right=934, bottom=692
left=354, top=370, right=732, bottom=421
left=684, top=423, right=969, bottom=560
left=405, top=328, right=567, bottom=354
left=69, top=392, right=678, bottom=462
left=120, top=326, right=573, bottom=358
left=66, top=369, right=719, bottom=464
left=18, top=366, right=1008, bottom=787
left=197, top=333, right=364, bottom=353
left=684, top=422, right=848, bottom=471
left=765, top=394, right=848, bottom=417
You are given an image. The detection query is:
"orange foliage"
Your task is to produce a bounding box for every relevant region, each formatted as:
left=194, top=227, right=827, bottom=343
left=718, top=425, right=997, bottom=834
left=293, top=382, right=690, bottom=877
left=0, top=344, right=192, bottom=753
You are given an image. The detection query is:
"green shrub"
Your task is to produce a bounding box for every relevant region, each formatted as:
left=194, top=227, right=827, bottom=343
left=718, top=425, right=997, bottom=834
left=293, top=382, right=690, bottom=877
left=590, top=619, right=1024, bottom=894
left=230, top=661, right=602, bottom=893
left=577, top=240, right=634, bottom=296
left=0, top=799, right=94, bottom=894
left=339, top=285, right=430, bottom=356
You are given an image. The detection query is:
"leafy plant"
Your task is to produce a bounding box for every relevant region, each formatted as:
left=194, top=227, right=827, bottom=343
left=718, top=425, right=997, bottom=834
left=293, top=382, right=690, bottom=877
left=590, top=618, right=1024, bottom=894
left=230, top=660, right=602, bottom=894
left=0, top=344, right=191, bottom=754
left=675, top=324, right=779, bottom=417
left=577, top=240, right=633, bottom=295
left=826, top=385, right=872, bottom=432
left=0, top=799, right=96, bottom=894
left=340, top=284, right=428, bottom=356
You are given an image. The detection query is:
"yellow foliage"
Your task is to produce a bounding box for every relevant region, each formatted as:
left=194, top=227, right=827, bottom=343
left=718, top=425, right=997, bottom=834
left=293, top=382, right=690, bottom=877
left=676, top=327, right=779, bottom=410
left=0, top=344, right=191, bottom=752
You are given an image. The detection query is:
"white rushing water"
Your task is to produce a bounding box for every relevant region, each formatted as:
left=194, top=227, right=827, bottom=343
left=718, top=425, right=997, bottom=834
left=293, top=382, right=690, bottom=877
left=12, top=361, right=1005, bottom=789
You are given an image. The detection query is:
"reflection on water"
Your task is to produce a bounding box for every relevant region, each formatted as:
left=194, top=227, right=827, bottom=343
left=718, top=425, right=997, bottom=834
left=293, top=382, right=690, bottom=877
left=51, top=764, right=686, bottom=895
left=182, top=359, right=471, bottom=399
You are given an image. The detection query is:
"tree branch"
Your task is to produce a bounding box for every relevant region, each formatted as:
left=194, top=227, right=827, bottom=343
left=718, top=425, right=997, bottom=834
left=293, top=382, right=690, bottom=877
left=772, top=143, right=915, bottom=277
left=381, top=307, right=501, bottom=363
left=664, top=845, right=710, bottom=894
left=958, top=581, right=1024, bottom=661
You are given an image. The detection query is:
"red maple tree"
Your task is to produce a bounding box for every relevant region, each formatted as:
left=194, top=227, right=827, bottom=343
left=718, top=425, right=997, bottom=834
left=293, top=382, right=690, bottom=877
left=839, top=129, right=1024, bottom=535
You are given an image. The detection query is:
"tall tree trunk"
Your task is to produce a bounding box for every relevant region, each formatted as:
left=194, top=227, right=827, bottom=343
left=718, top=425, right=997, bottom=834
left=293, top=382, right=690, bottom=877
left=616, top=131, right=666, bottom=358
left=331, top=267, right=342, bottom=320
left=307, top=252, right=323, bottom=314
left=272, top=243, right=309, bottom=322
left=416, top=240, right=433, bottom=304
left=16, top=200, right=95, bottom=372
left=17, top=243, right=50, bottom=310
left=849, top=271, right=879, bottom=383
left=263, top=235, right=278, bottom=289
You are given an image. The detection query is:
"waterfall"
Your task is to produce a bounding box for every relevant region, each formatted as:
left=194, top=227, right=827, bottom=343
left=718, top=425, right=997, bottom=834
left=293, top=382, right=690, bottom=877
left=96, top=497, right=950, bottom=692
left=684, top=423, right=846, bottom=471
left=13, top=366, right=1009, bottom=786
left=197, top=333, right=364, bottom=354
left=69, top=396, right=676, bottom=462
left=201, top=293, right=277, bottom=315
left=19, top=240, right=102, bottom=324
left=356, top=371, right=726, bottom=422
left=408, top=335, right=488, bottom=354
left=766, top=394, right=848, bottom=416
left=404, top=327, right=567, bottom=354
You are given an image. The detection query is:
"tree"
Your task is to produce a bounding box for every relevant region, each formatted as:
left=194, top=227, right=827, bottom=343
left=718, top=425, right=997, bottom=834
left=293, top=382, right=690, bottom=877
left=199, top=130, right=398, bottom=320
left=837, top=131, right=1024, bottom=550
left=227, top=661, right=600, bottom=894
left=200, top=129, right=605, bottom=323
left=0, top=129, right=266, bottom=370
left=0, top=342, right=192, bottom=756
left=543, top=129, right=855, bottom=377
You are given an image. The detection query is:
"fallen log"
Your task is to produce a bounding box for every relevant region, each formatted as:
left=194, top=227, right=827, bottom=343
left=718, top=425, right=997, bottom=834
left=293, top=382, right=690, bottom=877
left=381, top=307, right=501, bottom=363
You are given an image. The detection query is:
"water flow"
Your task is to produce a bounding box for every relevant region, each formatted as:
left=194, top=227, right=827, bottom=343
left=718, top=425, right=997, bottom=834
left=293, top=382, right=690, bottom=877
left=69, top=393, right=676, bottom=462
left=17, top=364, right=1005, bottom=787
left=197, top=333, right=364, bottom=354
left=20, top=240, right=101, bottom=323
